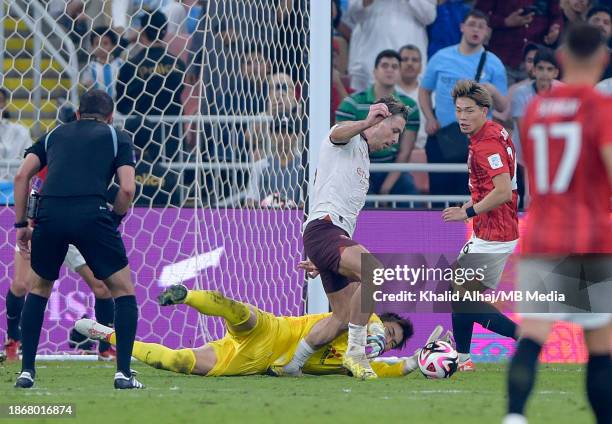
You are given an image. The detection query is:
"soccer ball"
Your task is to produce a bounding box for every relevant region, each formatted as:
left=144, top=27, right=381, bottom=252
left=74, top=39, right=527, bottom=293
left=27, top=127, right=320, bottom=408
left=418, top=340, right=458, bottom=379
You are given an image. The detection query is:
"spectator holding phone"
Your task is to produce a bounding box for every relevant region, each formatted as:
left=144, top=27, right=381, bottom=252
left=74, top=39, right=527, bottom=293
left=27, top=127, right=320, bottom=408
left=561, top=0, right=593, bottom=25
left=475, top=1, right=563, bottom=84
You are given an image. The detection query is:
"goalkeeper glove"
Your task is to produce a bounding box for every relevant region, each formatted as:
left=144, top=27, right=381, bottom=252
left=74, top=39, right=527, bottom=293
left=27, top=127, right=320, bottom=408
left=365, top=321, right=386, bottom=359
left=365, top=333, right=385, bottom=359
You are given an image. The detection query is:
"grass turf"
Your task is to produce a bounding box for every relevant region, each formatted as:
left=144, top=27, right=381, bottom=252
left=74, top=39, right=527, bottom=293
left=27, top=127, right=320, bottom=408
left=0, top=361, right=591, bottom=424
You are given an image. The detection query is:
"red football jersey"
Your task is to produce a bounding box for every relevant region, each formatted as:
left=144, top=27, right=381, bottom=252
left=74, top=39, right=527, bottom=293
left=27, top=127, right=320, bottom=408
left=521, top=85, right=612, bottom=254
left=468, top=120, right=519, bottom=242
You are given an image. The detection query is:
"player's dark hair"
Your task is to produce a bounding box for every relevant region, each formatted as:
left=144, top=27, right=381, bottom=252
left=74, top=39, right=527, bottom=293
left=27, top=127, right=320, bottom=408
left=533, top=47, right=558, bottom=68
left=380, top=312, right=414, bottom=349
left=463, top=8, right=489, bottom=25
left=563, top=23, right=605, bottom=59
left=374, top=96, right=409, bottom=123
left=452, top=79, right=493, bottom=109
left=374, top=49, right=401, bottom=68
left=90, top=26, right=119, bottom=48
left=398, top=44, right=422, bottom=60
left=139, top=10, right=168, bottom=42
left=78, top=89, right=114, bottom=120
left=587, top=5, right=612, bottom=21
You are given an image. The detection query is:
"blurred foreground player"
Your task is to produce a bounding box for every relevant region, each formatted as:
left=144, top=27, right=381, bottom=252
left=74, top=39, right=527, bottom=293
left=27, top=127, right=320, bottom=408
left=442, top=80, right=520, bottom=371
left=75, top=284, right=453, bottom=378
left=270, top=99, right=408, bottom=380
left=504, top=24, right=612, bottom=424
left=12, top=90, right=142, bottom=389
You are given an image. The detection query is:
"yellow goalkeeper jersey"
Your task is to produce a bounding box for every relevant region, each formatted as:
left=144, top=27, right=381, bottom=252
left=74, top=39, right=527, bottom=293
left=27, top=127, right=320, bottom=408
left=206, top=308, right=404, bottom=377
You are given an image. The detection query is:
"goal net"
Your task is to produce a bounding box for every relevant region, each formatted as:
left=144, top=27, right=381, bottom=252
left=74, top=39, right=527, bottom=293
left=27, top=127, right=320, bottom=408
left=0, top=0, right=311, bottom=355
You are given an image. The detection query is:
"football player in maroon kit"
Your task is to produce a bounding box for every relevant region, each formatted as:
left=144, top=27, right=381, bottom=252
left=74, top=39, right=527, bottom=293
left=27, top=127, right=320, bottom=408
left=504, top=24, right=612, bottom=424
left=442, top=80, right=520, bottom=371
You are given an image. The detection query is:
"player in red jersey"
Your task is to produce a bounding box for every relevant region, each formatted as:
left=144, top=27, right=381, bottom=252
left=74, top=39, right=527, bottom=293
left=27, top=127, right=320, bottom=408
left=504, top=24, right=612, bottom=424
left=442, top=80, right=519, bottom=371
left=2, top=168, right=116, bottom=361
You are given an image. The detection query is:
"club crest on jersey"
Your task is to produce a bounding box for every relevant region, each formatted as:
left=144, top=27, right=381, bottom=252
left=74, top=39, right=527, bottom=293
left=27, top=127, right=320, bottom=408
left=487, top=153, right=503, bottom=169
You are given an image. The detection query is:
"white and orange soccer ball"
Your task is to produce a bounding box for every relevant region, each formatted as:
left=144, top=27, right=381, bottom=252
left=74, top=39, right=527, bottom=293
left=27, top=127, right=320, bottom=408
left=418, top=340, right=458, bottom=379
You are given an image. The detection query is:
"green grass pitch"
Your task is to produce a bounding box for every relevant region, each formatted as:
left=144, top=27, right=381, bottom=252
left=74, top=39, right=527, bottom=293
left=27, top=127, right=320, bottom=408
left=0, top=362, right=591, bottom=424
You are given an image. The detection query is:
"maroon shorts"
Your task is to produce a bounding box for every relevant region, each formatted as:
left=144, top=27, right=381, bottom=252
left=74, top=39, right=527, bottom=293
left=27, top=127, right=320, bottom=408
left=303, top=217, right=359, bottom=293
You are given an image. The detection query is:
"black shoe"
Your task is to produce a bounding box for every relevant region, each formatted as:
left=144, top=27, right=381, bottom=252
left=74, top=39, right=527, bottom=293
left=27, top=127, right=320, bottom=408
left=15, top=370, right=35, bottom=388
left=157, top=284, right=188, bottom=306
left=114, top=372, right=144, bottom=389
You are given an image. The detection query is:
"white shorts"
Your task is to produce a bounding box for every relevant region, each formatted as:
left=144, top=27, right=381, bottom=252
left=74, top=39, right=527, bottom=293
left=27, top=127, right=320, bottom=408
left=15, top=243, right=86, bottom=273
left=518, top=256, right=612, bottom=329
left=63, top=244, right=87, bottom=272
left=457, top=235, right=518, bottom=289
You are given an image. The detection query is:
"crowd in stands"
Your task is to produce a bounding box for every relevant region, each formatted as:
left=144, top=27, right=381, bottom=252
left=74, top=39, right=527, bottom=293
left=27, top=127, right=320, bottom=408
left=3, top=0, right=612, bottom=208
left=333, top=0, right=612, bottom=204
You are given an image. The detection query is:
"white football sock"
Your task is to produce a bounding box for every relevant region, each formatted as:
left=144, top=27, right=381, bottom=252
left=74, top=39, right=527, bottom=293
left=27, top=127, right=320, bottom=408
left=502, top=414, right=527, bottom=424
left=403, top=356, right=418, bottom=374
left=458, top=352, right=471, bottom=363
left=346, top=323, right=367, bottom=355
left=283, top=339, right=315, bottom=371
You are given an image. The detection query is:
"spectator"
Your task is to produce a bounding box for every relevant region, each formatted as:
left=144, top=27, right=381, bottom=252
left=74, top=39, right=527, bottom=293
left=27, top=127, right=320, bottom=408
left=419, top=9, right=509, bottom=197
left=80, top=27, right=123, bottom=99
left=337, top=49, right=420, bottom=198
left=495, top=42, right=541, bottom=126
left=511, top=48, right=559, bottom=208
left=427, top=0, right=471, bottom=59
left=588, top=6, right=612, bottom=79
left=397, top=45, right=427, bottom=149
left=331, top=40, right=352, bottom=124
left=236, top=47, right=271, bottom=115
left=116, top=10, right=185, bottom=162
left=274, top=0, right=308, bottom=85
left=345, top=0, right=436, bottom=92
left=249, top=72, right=301, bottom=160
left=245, top=116, right=304, bottom=208
left=475, top=0, right=563, bottom=84
left=202, top=45, right=272, bottom=174
left=56, top=0, right=91, bottom=65
left=0, top=88, right=32, bottom=203
left=561, top=0, right=593, bottom=25
left=162, top=0, right=188, bottom=34
left=512, top=47, right=559, bottom=161
left=332, top=0, right=351, bottom=77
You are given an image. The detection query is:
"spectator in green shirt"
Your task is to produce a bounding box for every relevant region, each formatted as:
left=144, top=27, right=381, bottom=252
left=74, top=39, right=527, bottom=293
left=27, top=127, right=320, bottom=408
left=336, top=49, right=420, bottom=200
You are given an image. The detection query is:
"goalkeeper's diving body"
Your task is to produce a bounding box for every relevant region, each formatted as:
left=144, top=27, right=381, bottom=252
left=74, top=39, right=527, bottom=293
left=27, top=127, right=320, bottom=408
left=76, top=284, right=437, bottom=377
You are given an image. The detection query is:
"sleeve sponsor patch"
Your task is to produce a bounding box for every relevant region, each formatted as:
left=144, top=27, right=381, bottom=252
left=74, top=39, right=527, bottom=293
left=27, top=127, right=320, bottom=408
left=487, top=153, right=503, bottom=169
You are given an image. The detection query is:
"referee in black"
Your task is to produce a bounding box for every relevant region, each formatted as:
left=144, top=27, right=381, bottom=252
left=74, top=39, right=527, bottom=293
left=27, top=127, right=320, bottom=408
left=12, top=90, right=143, bottom=389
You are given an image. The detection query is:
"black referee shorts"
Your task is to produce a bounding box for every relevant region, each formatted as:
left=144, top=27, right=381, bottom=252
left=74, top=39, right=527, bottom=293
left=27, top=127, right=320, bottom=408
left=31, top=196, right=129, bottom=281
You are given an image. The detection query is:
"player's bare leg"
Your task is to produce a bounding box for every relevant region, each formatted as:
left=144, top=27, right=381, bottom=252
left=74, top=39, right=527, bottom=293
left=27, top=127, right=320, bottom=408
left=4, top=251, right=31, bottom=361
left=158, top=285, right=256, bottom=333
left=504, top=319, right=553, bottom=424
left=272, top=245, right=377, bottom=380
left=76, top=264, right=116, bottom=359
left=337, top=244, right=376, bottom=380
left=103, top=265, right=143, bottom=389
left=304, top=282, right=357, bottom=347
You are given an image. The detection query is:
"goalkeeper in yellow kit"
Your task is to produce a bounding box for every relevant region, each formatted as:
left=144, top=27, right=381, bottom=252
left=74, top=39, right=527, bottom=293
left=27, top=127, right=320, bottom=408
left=76, top=284, right=437, bottom=378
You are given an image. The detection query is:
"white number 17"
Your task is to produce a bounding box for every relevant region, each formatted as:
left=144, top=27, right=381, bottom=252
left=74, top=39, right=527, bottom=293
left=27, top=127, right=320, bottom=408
left=529, top=122, right=582, bottom=194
